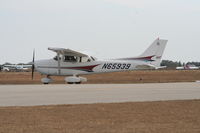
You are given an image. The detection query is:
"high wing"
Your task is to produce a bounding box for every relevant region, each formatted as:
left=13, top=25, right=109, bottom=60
left=48, top=47, right=88, bottom=57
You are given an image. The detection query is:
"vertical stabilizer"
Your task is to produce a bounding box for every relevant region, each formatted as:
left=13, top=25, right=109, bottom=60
left=139, top=38, right=168, bottom=67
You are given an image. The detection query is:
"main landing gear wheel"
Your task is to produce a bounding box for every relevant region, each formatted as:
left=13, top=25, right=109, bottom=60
left=67, top=82, right=81, bottom=84
left=65, top=76, right=87, bottom=84
left=41, top=76, right=53, bottom=84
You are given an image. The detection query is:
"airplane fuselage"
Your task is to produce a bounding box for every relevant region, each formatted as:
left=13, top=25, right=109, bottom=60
left=35, top=59, right=152, bottom=76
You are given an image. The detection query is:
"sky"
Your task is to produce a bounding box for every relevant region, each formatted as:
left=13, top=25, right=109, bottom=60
left=0, top=0, right=200, bottom=64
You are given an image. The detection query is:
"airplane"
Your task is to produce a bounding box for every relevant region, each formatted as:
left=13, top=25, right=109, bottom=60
left=31, top=38, right=168, bottom=84
left=2, top=64, right=32, bottom=72
left=176, top=64, right=199, bottom=70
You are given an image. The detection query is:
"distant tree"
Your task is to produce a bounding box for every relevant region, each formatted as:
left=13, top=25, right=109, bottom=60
left=17, top=63, right=25, bottom=65
left=178, top=61, right=182, bottom=66
left=3, top=62, right=12, bottom=65
left=161, top=60, right=181, bottom=68
left=186, top=62, right=200, bottom=66
left=161, top=60, right=200, bottom=69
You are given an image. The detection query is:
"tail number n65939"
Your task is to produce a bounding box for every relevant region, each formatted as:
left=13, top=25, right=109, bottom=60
left=102, top=63, right=131, bottom=70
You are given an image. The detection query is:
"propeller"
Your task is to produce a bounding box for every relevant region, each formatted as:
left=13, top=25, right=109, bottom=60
left=31, top=49, right=35, bottom=80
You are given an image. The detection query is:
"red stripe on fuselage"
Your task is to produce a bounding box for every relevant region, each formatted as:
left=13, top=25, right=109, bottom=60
left=37, top=64, right=100, bottom=72
left=65, top=64, right=100, bottom=72
left=118, top=55, right=155, bottom=61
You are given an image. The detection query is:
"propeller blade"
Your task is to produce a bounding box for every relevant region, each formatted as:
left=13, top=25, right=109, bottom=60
left=31, top=49, right=35, bottom=80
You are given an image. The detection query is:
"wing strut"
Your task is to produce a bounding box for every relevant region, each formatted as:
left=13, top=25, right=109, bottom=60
left=57, top=53, right=61, bottom=75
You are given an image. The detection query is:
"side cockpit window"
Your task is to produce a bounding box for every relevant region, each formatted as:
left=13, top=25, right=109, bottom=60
left=53, top=55, right=96, bottom=63
left=53, top=56, right=61, bottom=61
left=63, top=56, right=77, bottom=62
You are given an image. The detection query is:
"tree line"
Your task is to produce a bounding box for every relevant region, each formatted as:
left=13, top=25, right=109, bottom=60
left=161, top=60, right=200, bottom=68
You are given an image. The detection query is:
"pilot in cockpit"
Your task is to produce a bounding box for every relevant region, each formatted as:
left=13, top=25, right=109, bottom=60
left=64, top=56, right=77, bottom=62
left=53, top=56, right=61, bottom=61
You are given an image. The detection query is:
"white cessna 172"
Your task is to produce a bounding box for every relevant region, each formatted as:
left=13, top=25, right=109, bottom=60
left=3, top=64, right=32, bottom=72
left=31, top=38, right=168, bottom=84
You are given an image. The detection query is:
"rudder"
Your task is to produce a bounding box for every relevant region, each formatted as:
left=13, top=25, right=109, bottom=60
left=139, top=38, right=168, bottom=67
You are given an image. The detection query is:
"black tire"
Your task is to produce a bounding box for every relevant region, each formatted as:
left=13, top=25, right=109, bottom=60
left=67, top=82, right=81, bottom=84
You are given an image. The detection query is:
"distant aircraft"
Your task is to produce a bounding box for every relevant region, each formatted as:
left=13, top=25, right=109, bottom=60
left=31, top=38, right=168, bottom=84
left=176, top=64, right=199, bottom=70
left=2, top=64, right=32, bottom=72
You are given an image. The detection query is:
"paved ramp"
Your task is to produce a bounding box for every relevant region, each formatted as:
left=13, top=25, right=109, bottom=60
left=0, top=83, right=200, bottom=106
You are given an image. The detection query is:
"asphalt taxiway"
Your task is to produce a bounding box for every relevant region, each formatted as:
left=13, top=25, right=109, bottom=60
left=0, top=82, right=200, bottom=106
